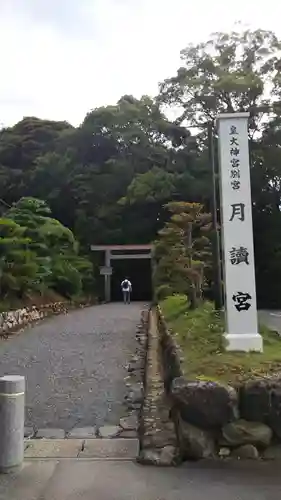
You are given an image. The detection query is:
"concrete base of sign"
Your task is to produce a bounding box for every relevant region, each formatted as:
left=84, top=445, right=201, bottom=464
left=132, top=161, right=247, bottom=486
left=224, top=333, right=263, bottom=352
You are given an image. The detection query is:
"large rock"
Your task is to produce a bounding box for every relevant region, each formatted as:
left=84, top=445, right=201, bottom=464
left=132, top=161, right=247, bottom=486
left=222, top=419, right=272, bottom=448
left=162, top=340, right=182, bottom=389
left=137, top=446, right=179, bottom=466
left=171, top=377, right=238, bottom=429
left=263, top=445, right=281, bottom=460
left=159, top=445, right=179, bottom=466
left=240, top=377, right=281, bottom=437
left=37, top=428, right=65, bottom=439
left=98, top=425, right=121, bottom=438
left=119, top=413, right=138, bottom=431
left=176, top=413, right=215, bottom=460
left=231, top=444, right=259, bottom=460
left=218, top=447, right=231, bottom=458
left=142, top=423, right=177, bottom=450
left=137, top=449, right=162, bottom=466
left=126, top=383, right=144, bottom=404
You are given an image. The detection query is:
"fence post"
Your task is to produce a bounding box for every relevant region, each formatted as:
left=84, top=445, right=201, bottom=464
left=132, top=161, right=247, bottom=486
left=0, top=375, right=25, bottom=473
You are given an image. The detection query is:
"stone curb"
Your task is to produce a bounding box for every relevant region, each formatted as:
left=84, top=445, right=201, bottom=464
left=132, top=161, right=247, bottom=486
left=25, top=425, right=139, bottom=441
left=138, top=308, right=179, bottom=467
left=24, top=438, right=139, bottom=459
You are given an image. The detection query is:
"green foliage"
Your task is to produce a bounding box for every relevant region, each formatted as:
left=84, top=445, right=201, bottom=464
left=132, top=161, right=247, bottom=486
left=120, top=167, right=176, bottom=205
left=161, top=294, right=281, bottom=384
left=155, top=284, right=173, bottom=301
left=0, top=217, right=39, bottom=297
left=0, top=198, right=94, bottom=301
left=0, top=117, right=73, bottom=171
left=159, top=29, right=281, bottom=129
left=51, top=257, right=82, bottom=298
left=154, top=202, right=212, bottom=308
left=63, top=254, right=95, bottom=296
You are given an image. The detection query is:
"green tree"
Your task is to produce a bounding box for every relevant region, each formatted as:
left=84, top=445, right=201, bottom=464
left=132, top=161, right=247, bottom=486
left=0, top=96, right=202, bottom=249
left=66, top=95, right=186, bottom=246
left=6, top=197, right=93, bottom=299
left=28, top=152, right=80, bottom=229
left=7, top=198, right=53, bottom=290
left=0, top=118, right=73, bottom=208
left=155, top=202, right=212, bottom=308
left=0, top=218, right=38, bottom=298
left=0, top=117, right=73, bottom=171
left=250, top=117, right=281, bottom=306
left=159, top=29, right=281, bottom=129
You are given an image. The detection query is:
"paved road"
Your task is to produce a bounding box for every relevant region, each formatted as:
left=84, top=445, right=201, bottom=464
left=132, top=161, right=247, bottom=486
left=259, top=310, right=281, bottom=335
left=0, top=303, right=144, bottom=430
left=1, top=460, right=281, bottom=500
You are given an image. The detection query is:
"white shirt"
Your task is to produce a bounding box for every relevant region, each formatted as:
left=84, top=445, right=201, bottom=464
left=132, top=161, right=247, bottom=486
left=121, top=280, right=132, bottom=292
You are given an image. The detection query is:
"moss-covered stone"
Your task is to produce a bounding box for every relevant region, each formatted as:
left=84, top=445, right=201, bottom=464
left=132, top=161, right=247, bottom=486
left=176, top=413, right=215, bottom=460
left=171, top=376, right=238, bottom=429
left=240, top=378, right=281, bottom=438
left=222, top=419, right=272, bottom=448
left=231, top=444, right=259, bottom=459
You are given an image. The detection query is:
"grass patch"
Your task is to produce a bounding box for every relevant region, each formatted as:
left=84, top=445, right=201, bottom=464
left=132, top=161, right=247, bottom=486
left=160, top=294, right=281, bottom=385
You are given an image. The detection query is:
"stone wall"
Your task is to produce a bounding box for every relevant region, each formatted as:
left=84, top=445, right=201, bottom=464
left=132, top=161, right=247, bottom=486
left=157, top=305, right=281, bottom=461
left=157, top=309, right=183, bottom=390
left=138, top=308, right=180, bottom=466
left=0, top=299, right=94, bottom=337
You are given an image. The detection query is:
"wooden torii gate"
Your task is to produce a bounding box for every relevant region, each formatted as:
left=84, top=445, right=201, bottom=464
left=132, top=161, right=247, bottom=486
left=90, top=244, right=153, bottom=302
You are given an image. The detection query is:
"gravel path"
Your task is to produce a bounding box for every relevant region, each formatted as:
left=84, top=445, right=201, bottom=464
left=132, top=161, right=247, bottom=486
left=0, top=303, right=144, bottom=431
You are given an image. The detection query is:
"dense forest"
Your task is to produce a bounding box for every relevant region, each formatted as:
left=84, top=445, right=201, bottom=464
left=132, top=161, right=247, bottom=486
left=1, top=28, right=281, bottom=307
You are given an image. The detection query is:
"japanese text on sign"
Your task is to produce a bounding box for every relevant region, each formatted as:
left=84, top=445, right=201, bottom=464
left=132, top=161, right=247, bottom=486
left=229, top=203, right=245, bottom=222
left=232, top=291, right=252, bottom=311
left=229, top=246, right=249, bottom=266
left=229, top=125, right=241, bottom=191
left=217, top=113, right=260, bottom=348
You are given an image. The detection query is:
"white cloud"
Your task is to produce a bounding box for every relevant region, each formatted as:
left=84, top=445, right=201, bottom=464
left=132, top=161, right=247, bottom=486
left=1, top=0, right=280, bottom=127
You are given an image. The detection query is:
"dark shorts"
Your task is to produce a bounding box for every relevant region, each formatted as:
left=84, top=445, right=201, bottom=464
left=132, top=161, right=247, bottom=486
left=122, top=290, right=130, bottom=302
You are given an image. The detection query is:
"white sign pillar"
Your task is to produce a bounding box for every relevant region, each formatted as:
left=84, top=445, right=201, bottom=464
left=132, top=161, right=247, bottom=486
left=217, top=113, right=263, bottom=352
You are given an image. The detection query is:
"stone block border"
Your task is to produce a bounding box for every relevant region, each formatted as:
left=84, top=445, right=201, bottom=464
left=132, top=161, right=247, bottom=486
left=137, top=308, right=180, bottom=466
left=25, top=424, right=138, bottom=441
left=24, top=438, right=139, bottom=459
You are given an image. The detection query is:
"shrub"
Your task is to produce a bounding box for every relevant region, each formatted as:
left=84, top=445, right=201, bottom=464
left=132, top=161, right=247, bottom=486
left=155, top=283, right=173, bottom=300
left=52, top=258, right=82, bottom=298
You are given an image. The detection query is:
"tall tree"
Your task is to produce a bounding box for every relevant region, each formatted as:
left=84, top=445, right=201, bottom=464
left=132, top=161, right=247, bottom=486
left=5, top=197, right=93, bottom=299
left=155, top=202, right=212, bottom=308
left=0, top=218, right=38, bottom=299
left=0, top=117, right=73, bottom=171
left=0, top=117, right=73, bottom=207
left=251, top=118, right=281, bottom=306
left=67, top=95, right=190, bottom=246
left=159, top=29, right=281, bottom=130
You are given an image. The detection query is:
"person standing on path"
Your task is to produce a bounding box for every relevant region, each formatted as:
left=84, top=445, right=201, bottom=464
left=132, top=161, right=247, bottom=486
left=121, top=278, right=132, bottom=304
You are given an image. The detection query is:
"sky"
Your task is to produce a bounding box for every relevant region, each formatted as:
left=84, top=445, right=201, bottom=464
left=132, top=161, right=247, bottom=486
left=1, top=0, right=281, bottom=128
